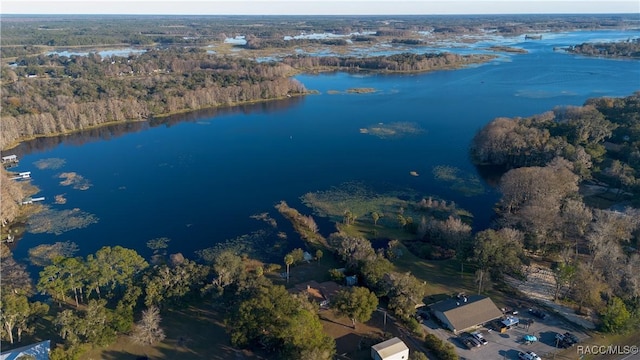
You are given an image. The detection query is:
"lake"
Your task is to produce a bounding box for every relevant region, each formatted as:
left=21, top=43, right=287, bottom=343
left=8, top=29, right=640, bottom=263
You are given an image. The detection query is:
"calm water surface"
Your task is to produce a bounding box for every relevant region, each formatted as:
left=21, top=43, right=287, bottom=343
left=9, top=30, right=640, bottom=262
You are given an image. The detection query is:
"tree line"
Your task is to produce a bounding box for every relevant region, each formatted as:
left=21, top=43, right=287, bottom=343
left=3, top=15, right=634, bottom=52
left=0, top=239, right=334, bottom=359
left=281, top=52, right=495, bottom=73
left=0, top=48, right=306, bottom=149
left=567, top=38, right=640, bottom=58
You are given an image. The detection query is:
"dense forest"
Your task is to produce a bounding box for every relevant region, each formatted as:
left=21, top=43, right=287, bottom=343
left=0, top=49, right=306, bottom=149
left=469, top=93, right=640, bottom=331
left=281, top=52, right=494, bottom=73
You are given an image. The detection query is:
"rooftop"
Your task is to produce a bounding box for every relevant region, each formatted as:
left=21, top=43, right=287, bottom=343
left=372, top=337, right=409, bottom=358
left=0, top=340, right=50, bottom=360
left=430, top=295, right=503, bottom=331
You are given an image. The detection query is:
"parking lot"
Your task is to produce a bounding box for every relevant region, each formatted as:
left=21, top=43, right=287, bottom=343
left=422, top=308, right=590, bottom=360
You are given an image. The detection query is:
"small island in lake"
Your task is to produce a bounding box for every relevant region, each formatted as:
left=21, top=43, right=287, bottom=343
left=487, top=46, right=528, bottom=54
left=566, top=38, right=640, bottom=59
left=359, top=121, right=424, bottom=139
left=346, top=87, right=377, bottom=94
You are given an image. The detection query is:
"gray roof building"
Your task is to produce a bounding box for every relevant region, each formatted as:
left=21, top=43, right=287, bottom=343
left=429, top=295, right=503, bottom=333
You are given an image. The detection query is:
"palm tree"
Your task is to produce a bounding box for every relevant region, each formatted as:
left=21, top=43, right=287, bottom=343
left=343, top=210, right=355, bottom=225
left=284, top=254, right=294, bottom=284
left=371, top=212, right=380, bottom=226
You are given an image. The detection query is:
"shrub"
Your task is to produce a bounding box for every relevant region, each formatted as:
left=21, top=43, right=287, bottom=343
left=424, top=333, right=458, bottom=360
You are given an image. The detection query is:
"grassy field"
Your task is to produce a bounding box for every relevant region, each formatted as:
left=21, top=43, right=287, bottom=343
left=83, top=301, right=259, bottom=360
left=335, top=219, right=476, bottom=299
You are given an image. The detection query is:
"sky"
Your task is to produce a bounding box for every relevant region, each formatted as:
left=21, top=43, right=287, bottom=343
left=1, top=0, right=638, bottom=15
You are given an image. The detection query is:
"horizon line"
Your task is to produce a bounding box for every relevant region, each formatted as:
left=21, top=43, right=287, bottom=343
left=2, top=12, right=639, bottom=16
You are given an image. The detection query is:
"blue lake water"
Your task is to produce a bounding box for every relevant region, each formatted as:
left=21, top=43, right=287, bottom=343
left=8, top=29, right=640, bottom=263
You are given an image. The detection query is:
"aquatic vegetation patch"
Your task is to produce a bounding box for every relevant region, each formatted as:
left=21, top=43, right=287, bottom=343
left=432, top=165, right=460, bottom=181
left=360, top=121, right=424, bottom=139
left=54, top=194, right=67, bottom=204
left=432, top=165, right=485, bottom=197
left=195, top=229, right=282, bottom=263
left=28, top=241, right=79, bottom=266
left=58, top=172, right=92, bottom=190
left=275, top=201, right=327, bottom=247
left=346, top=87, right=377, bottom=94
left=301, top=181, right=412, bottom=222
left=33, top=158, right=66, bottom=170
left=147, top=237, right=171, bottom=251
left=250, top=212, right=278, bottom=228
left=28, top=206, right=98, bottom=235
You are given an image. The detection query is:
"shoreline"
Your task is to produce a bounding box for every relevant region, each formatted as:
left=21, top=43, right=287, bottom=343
left=1, top=92, right=309, bottom=152
left=1, top=55, right=495, bottom=152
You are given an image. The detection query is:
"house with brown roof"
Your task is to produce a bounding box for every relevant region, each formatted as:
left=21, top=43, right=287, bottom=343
left=290, top=280, right=342, bottom=307
left=429, top=295, right=503, bottom=334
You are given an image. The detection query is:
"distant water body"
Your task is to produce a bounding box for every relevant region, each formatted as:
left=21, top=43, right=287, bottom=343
left=9, top=29, right=640, bottom=263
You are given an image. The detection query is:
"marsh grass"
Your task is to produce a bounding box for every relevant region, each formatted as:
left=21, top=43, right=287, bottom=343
left=432, top=165, right=485, bottom=197
left=54, top=194, right=67, bottom=204
left=28, top=241, right=79, bottom=266
left=27, top=206, right=98, bottom=235
left=346, top=87, right=377, bottom=93
left=58, top=172, right=92, bottom=190
left=33, top=157, right=66, bottom=170
left=195, top=229, right=283, bottom=263
left=301, top=181, right=412, bottom=222
left=249, top=212, right=277, bottom=228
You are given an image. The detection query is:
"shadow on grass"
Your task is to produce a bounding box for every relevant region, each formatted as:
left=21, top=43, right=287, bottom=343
left=88, top=300, right=261, bottom=360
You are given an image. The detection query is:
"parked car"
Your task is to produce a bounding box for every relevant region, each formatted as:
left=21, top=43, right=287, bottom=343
left=563, top=332, right=579, bottom=345
left=518, top=351, right=542, bottom=360
left=555, top=333, right=571, bottom=348
left=457, top=336, right=478, bottom=350
left=461, top=333, right=482, bottom=347
left=470, top=331, right=488, bottom=345
left=528, top=308, right=548, bottom=320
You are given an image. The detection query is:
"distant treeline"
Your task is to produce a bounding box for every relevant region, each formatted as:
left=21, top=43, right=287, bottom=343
left=245, top=37, right=348, bottom=49
left=0, top=48, right=306, bottom=149
left=282, top=52, right=495, bottom=73
left=567, top=38, right=640, bottom=58
left=1, top=14, right=635, bottom=57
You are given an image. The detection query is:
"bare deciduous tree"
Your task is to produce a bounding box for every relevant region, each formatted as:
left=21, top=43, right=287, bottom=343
left=131, top=306, right=166, bottom=346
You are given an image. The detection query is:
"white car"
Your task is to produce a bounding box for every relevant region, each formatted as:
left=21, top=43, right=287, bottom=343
left=470, top=331, right=488, bottom=345
left=518, top=351, right=542, bottom=360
